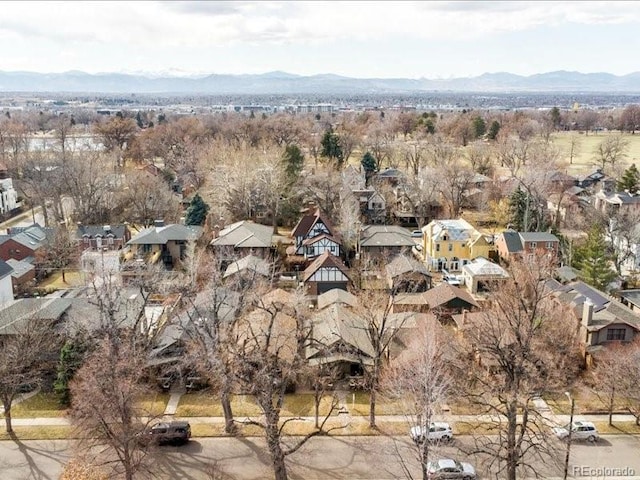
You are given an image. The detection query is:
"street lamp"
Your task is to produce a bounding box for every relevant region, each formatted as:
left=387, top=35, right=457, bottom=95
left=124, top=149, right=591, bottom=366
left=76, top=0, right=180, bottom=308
left=563, top=391, right=576, bottom=480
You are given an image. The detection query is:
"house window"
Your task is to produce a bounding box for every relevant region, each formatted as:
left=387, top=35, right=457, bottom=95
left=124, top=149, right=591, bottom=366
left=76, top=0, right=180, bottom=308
left=448, top=243, right=453, bottom=252
left=546, top=242, right=554, bottom=250
left=83, top=236, right=89, bottom=244
left=107, top=236, right=114, bottom=245
left=436, top=244, right=440, bottom=252
left=530, top=242, right=537, bottom=249
left=606, top=328, right=626, bottom=341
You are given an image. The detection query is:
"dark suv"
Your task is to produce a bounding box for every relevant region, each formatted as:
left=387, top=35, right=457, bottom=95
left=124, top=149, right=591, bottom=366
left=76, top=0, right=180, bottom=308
left=140, top=421, right=191, bottom=445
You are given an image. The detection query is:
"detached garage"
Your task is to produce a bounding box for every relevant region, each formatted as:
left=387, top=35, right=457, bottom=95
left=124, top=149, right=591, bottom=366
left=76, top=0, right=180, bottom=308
left=302, top=251, right=351, bottom=296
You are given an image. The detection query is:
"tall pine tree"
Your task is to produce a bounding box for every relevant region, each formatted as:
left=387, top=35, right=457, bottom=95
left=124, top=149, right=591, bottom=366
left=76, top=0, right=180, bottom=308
left=185, top=193, right=210, bottom=226
left=617, top=163, right=640, bottom=194
left=573, top=225, right=616, bottom=291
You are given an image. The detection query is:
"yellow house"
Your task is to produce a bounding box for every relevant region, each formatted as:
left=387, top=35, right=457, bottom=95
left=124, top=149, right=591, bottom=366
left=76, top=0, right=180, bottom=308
left=422, top=218, right=492, bottom=272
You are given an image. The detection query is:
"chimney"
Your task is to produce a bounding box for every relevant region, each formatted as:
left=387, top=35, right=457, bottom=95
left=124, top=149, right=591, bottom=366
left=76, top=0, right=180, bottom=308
left=154, top=219, right=165, bottom=228
left=582, top=300, right=593, bottom=329
left=103, top=225, right=111, bottom=233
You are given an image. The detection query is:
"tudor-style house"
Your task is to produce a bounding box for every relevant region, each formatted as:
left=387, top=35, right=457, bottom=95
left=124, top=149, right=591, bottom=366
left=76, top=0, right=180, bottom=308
left=301, top=251, right=351, bottom=296
left=290, top=208, right=342, bottom=260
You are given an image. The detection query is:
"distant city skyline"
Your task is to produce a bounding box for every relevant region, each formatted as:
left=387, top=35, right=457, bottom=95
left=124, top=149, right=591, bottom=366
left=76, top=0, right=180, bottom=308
left=1, top=1, right=639, bottom=78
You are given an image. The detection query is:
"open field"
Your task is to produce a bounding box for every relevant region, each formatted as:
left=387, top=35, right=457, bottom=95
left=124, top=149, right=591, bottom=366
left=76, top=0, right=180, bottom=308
left=551, top=131, right=640, bottom=176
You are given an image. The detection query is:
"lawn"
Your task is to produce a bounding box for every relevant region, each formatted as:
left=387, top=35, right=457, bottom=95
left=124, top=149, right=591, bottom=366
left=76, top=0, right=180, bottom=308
left=0, top=426, right=74, bottom=441
left=543, top=387, right=630, bottom=415
left=136, top=393, right=170, bottom=417
left=176, top=393, right=262, bottom=417
left=4, top=393, right=68, bottom=418
left=551, top=131, right=640, bottom=176
left=346, top=392, right=409, bottom=416
left=39, top=270, right=84, bottom=289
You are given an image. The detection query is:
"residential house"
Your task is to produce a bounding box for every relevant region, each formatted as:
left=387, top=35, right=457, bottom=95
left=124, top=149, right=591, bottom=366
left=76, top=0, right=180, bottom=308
left=223, top=255, right=272, bottom=282
left=617, top=289, right=640, bottom=313
left=460, top=257, right=509, bottom=294
left=422, top=218, right=492, bottom=272
left=0, top=224, right=51, bottom=262
left=358, top=225, right=416, bottom=259
left=301, top=251, right=350, bottom=296
left=373, top=167, right=405, bottom=187
left=6, top=258, right=35, bottom=291
left=342, top=165, right=366, bottom=191
left=210, top=221, right=274, bottom=261
left=0, top=297, right=71, bottom=336
left=547, top=279, right=640, bottom=362
left=575, top=168, right=614, bottom=192
left=547, top=188, right=590, bottom=228
left=316, top=288, right=358, bottom=310
left=385, top=254, right=432, bottom=294
left=290, top=208, right=342, bottom=260
left=76, top=224, right=131, bottom=252
left=0, top=260, right=13, bottom=306
left=351, top=189, right=386, bottom=224
left=594, top=190, right=640, bottom=216
left=495, top=230, right=560, bottom=263
left=421, top=283, right=480, bottom=314
left=123, top=221, right=203, bottom=269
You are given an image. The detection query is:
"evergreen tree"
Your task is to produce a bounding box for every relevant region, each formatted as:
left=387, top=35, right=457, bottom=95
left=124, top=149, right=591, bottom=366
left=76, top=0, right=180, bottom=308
left=617, top=163, right=640, bottom=194
left=508, top=186, right=547, bottom=232
left=487, top=120, right=501, bottom=140
left=54, top=337, right=89, bottom=406
left=573, top=225, right=617, bottom=291
left=320, top=127, right=344, bottom=168
left=135, top=111, right=144, bottom=129
left=508, top=187, right=528, bottom=231
left=361, top=151, right=376, bottom=174
left=472, top=116, right=486, bottom=139
left=185, top=193, right=210, bottom=226
left=281, top=144, right=304, bottom=184
left=550, top=106, right=561, bottom=129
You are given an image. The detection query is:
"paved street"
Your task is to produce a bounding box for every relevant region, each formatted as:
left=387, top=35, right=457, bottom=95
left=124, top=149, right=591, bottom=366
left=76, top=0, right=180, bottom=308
left=1, top=435, right=639, bottom=480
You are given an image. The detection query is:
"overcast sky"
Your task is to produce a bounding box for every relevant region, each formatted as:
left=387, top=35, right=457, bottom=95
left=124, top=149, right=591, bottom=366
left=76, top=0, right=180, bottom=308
left=1, top=1, right=639, bottom=78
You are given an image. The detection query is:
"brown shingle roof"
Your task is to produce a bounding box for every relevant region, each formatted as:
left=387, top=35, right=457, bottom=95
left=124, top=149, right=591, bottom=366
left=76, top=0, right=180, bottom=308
left=291, top=208, right=336, bottom=238
left=302, top=251, right=350, bottom=282
left=422, top=283, right=479, bottom=309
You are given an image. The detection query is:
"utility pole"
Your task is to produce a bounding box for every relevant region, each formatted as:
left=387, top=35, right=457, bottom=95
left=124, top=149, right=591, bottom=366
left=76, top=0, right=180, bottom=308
left=563, top=391, right=576, bottom=480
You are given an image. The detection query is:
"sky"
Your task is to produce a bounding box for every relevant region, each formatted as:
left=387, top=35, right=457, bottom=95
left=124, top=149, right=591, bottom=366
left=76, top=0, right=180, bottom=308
left=1, top=1, right=639, bottom=79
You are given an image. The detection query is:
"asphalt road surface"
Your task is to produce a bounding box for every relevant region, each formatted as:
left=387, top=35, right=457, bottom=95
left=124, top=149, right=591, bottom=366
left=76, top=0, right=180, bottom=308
left=1, top=435, right=639, bottom=480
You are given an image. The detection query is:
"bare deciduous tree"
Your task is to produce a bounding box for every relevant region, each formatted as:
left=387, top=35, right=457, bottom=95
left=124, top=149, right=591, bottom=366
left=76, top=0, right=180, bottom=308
left=383, top=319, right=451, bottom=480
left=452, top=259, right=582, bottom=480
left=0, top=318, right=57, bottom=433
left=593, top=134, right=629, bottom=172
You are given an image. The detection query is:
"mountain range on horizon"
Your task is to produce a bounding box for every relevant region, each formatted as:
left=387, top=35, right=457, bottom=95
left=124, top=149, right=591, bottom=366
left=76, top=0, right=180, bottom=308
left=1, top=69, right=640, bottom=94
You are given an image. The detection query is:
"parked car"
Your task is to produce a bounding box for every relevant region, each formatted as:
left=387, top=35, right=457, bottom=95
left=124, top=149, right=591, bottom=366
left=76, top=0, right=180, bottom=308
left=427, top=459, right=476, bottom=479
left=411, top=230, right=423, bottom=238
left=139, top=421, right=191, bottom=446
left=552, top=420, right=599, bottom=442
left=410, top=422, right=453, bottom=443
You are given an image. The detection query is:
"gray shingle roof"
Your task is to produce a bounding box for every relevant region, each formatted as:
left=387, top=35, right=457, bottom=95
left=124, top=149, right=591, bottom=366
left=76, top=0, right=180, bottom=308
left=0, top=259, right=13, bottom=279
left=519, top=232, right=560, bottom=242
left=223, top=255, right=271, bottom=279
left=385, top=254, right=430, bottom=279
left=76, top=224, right=128, bottom=239
left=360, top=225, right=415, bottom=248
left=210, top=221, right=274, bottom=249
left=0, top=298, right=72, bottom=334
left=5, top=258, right=32, bottom=279
left=501, top=231, right=523, bottom=253
left=127, top=224, right=203, bottom=245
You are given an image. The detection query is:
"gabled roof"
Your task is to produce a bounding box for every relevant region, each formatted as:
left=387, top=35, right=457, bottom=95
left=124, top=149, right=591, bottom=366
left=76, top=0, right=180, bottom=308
left=385, top=254, right=430, bottom=279
left=309, top=304, right=375, bottom=359
left=301, top=233, right=341, bottom=247
left=425, top=219, right=477, bottom=242
left=127, top=224, right=203, bottom=245
left=223, top=255, right=271, bottom=279
left=360, top=225, right=415, bottom=248
left=210, top=221, right=274, bottom=249
left=597, top=191, right=640, bottom=205
left=499, top=231, right=523, bottom=253
left=76, top=224, right=128, bottom=239
left=291, top=208, right=335, bottom=238
left=302, top=251, right=350, bottom=282
left=317, top=288, right=358, bottom=310
left=422, top=283, right=480, bottom=309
